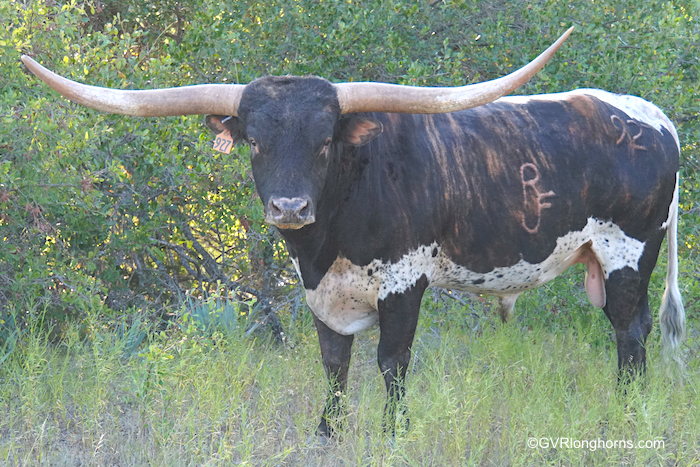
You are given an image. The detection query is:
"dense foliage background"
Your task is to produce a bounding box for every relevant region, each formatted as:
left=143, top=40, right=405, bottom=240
left=0, top=0, right=700, bottom=354
left=1, top=1, right=699, bottom=465
left=1, top=0, right=699, bottom=346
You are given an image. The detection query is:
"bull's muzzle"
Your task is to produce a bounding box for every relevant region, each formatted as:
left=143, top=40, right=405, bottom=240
left=265, top=196, right=315, bottom=229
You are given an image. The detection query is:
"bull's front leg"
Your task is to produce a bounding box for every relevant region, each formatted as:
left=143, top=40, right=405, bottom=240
left=312, top=313, right=354, bottom=441
left=377, top=276, right=428, bottom=436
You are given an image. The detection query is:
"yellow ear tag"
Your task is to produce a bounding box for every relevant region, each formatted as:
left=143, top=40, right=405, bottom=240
left=213, top=130, right=234, bottom=154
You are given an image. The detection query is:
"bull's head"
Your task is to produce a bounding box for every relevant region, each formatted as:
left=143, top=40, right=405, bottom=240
left=21, top=27, right=572, bottom=230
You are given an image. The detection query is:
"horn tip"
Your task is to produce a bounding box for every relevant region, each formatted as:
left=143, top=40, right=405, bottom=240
left=549, top=25, right=574, bottom=52
left=558, top=26, right=575, bottom=44
left=21, top=55, right=40, bottom=69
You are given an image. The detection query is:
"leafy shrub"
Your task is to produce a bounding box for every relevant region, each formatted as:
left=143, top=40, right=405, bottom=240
left=1, top=0, right=698, bottom=337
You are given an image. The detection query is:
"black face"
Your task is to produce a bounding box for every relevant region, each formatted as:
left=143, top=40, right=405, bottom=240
left=206, top=76, right=382, bottom=230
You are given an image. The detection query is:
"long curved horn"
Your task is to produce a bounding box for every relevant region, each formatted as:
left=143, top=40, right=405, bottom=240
left=334, top=26, right=574, bottom=114
left=21, top=56, right=245, bottom=117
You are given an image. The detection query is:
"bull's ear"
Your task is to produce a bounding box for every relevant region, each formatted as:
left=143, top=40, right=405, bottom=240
left=205, top=115, right=246, bottom=143
left=336, top=117, right=383, bottom=146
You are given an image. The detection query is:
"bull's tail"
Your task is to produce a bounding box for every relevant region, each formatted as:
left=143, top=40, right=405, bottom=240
left=659, top=177, right=685, bottom=361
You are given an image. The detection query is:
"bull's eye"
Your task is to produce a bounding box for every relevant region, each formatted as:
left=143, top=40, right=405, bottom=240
left=249, top=138, right=259, bottom=156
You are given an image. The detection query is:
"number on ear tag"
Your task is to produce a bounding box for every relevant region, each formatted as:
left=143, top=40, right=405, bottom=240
left=212, top=130, right=234, bottom=154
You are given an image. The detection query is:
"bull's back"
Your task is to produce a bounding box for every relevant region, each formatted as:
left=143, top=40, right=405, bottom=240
left=388, top=90, right=679, bottom=270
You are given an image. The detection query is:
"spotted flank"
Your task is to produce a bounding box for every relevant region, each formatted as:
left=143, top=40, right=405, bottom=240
left=303, top=218, right=645, bottom=335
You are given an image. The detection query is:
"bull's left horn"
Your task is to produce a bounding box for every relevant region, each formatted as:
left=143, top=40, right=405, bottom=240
left=334, top=26, right=574, bottom=114
left=21, top=55, right=244, bottom=117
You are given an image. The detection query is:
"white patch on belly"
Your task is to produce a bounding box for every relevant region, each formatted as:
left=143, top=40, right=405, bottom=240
left=302, top=218, right=645, bottom=335
left=304, top=256, right=381, bottom=335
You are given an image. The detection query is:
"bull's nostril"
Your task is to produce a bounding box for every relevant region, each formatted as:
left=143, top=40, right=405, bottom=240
left=270, top=200, right=283, bottom=217
left=298, top=201, right=309, bottom=217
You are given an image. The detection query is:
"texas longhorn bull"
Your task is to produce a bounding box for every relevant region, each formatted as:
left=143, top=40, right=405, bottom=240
left=22, top=27, right=685, bottom=439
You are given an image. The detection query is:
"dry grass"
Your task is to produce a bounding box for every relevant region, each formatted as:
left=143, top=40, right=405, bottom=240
left=0, top=292, right=698, bottom=466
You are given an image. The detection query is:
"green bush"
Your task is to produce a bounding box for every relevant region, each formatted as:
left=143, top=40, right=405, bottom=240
left=1, top=0, right=698, bottom=339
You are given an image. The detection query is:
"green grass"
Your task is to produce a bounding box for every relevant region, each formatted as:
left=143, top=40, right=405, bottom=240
left=1, top=287, right=698, bottom=466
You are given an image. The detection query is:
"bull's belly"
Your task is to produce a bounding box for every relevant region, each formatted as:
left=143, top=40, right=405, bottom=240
left=298, top=218, right=646, bottom=336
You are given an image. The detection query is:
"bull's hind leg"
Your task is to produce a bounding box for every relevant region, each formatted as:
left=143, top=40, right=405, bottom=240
left=603, top=267, right=653, bottom=379
left=602, top=235, right=663, bottom=380
left=312, top=314, right=354, bottom=441
left=497, top=293, right=520, bottom=322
